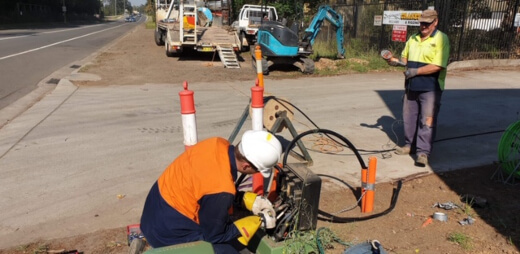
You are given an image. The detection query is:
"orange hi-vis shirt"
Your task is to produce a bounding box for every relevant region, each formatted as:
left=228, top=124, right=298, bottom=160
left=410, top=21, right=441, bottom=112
left=157, top=137, right=236, bottom=224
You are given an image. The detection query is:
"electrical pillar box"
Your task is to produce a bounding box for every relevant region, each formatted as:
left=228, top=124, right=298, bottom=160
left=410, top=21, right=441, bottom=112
left=280, top=163, right=322, bottom=231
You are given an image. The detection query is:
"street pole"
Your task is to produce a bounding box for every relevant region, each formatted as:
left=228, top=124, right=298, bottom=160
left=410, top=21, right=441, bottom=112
left=114, top=0, right=117, bottom=16
left=62, top=0, right=67, bottom=23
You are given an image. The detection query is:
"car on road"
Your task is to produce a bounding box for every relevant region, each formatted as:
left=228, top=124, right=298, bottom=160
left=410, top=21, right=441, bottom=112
left=125, top=16, right=136, bottom=22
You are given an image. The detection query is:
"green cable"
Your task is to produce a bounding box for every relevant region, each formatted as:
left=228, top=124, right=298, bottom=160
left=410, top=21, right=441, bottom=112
left=498, top=120, right=520, bottom=178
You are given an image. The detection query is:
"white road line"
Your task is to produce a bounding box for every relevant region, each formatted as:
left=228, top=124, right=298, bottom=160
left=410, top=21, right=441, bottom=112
left=0, top=24, right=104, bottom=41
left=40, top=24, right=104, bottom=35
left=0, top=24, right=125, bottom=61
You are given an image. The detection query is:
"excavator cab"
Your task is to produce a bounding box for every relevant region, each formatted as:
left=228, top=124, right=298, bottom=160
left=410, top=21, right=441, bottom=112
left=257, top=21, right=300, bottom=57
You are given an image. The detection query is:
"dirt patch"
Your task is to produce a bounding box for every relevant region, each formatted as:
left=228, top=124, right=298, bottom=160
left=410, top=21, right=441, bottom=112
left=318, top=164, right=520, bottom=254
left=1, top=24, right=519, bottom=254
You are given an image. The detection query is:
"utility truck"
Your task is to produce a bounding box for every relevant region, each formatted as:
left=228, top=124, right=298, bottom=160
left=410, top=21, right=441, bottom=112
left=154, top=0, right=241, bottom=68
left=232, top=4, right=278, bottom=51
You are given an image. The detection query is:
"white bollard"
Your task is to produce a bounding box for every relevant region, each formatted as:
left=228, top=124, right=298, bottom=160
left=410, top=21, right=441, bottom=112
left=251, top=79, right=264, bottom=131
left=179, top=81, right=197, bottom=150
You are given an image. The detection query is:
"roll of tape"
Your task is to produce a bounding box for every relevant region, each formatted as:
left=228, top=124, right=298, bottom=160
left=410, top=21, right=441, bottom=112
left=433, top=212, right=448, bottom=222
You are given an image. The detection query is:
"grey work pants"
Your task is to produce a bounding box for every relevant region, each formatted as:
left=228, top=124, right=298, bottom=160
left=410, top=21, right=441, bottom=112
left=402, top=90, right=442, bottom=156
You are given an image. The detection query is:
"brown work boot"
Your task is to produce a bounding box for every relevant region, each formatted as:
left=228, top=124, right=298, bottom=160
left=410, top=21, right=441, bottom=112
left=415, top=154, right=428, bottom=167
left=394, top=146, right=411, bottom=155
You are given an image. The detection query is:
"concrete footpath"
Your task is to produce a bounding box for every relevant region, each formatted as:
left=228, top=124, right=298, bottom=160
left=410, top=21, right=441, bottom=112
left=0, top=63, right=519, bottom=248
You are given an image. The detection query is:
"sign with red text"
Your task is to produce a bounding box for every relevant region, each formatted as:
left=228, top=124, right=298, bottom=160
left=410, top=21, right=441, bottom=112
left=374, top=15, right=382, bottom=26
left=392, top=25, right=408, bottom=42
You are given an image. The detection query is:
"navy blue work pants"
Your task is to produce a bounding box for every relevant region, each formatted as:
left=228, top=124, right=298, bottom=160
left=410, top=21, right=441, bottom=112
left=402, top=90, right=442, bottom=156
left=140, top=182, right=241, bottom=254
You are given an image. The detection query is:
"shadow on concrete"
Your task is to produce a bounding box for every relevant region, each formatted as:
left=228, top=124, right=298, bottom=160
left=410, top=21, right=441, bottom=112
left=364, top=88, right=520, bottom=166
left=360, top=115, right=404, bottom=147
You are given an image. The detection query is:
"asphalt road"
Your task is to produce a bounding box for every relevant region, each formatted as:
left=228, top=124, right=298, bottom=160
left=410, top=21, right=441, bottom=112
left=0, top=16, right=144, bottom=110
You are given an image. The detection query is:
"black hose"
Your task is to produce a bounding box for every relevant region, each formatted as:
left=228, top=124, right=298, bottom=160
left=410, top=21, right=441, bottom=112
left=280, top=128, right=402, bottom=223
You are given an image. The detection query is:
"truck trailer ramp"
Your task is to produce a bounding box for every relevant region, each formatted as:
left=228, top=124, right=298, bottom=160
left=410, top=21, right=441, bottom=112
left=217, top=44, right=240, bottom=68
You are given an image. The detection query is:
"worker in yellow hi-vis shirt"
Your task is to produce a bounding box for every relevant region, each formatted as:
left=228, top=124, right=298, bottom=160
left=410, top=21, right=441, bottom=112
left=387, top=9, right=450, bottom=167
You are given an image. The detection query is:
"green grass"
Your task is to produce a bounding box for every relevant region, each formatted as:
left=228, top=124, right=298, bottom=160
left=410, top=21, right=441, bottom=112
left=15, top=242, right=49, bottom=254
left=282, top=227, right=352, bottom=254
left=508, top=236, right=514, bottom=246
left=283, top=230, right=318, bottom=254
left=15, top=244, right=29, bottom=251
left=447, top=232, right=473, bottom=250
left=456, top=202, right=474, bottom=217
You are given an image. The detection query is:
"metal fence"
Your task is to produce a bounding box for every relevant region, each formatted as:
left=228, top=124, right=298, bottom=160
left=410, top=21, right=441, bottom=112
left=318, top=0, right=520, bottom=62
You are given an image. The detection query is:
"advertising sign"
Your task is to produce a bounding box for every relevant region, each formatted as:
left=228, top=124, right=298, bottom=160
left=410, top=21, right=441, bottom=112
left=383, top=10, right=422, bottom=26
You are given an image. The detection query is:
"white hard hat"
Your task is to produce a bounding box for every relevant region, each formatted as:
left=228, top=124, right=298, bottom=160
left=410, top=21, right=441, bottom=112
left=238, top=130, right=282, bottom=177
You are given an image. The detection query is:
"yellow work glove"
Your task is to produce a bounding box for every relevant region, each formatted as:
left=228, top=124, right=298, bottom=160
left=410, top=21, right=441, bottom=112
left=242, top=192, right=274, bottom=215
left=234, top=216, right=261, bottom=245
left=242, top=192, right=277, bottom=229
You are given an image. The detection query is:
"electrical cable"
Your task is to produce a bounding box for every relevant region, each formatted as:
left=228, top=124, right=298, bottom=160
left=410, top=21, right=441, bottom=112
left=434, top=129, right=505, bottom=143
left=281, top=128, right=367, bottom=169
left=332, top=191, right=366, bottom=215
left=316, top=174, right=361, bottom=214
left=280, top=128, right=402, bottom=223
left=318, top=180, right=402, bottom=223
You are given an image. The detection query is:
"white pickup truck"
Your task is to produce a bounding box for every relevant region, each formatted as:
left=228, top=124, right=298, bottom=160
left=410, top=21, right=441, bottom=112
left=232, top=4, right=278, bottom=51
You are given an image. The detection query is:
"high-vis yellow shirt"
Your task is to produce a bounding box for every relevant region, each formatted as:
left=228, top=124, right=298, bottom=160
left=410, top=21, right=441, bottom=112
left=402, top=29, right=450, bottom=91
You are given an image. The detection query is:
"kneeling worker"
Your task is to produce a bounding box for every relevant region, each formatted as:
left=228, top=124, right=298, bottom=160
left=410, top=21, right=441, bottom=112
left=140, top=130, right=282, bottom=253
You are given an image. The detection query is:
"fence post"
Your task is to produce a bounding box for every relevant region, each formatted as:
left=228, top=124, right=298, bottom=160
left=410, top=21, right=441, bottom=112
left=379, top=0, right=388, bottom=51
left=456, top=0, right=468, bottom=61
left=352, top=0, right=357, bottom=38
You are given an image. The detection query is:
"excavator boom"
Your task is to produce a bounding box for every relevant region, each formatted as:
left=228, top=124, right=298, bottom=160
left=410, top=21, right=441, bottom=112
left=302, top=5, right=345, bottom=58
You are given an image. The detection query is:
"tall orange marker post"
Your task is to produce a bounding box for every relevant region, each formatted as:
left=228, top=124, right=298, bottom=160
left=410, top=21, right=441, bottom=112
left=362, top=156, right=377, bottom=213
left=254, top=46, right=264, bottom=88
left=179, top=81, right=197, bottom=150
left=361, top=167, right=368, bottom=212
left=251, top=79, right=264, bottom=131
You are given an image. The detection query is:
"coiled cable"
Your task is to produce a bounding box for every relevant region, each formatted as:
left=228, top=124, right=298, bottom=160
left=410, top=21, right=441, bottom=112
left=497, top=120, right=520, bottom=178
